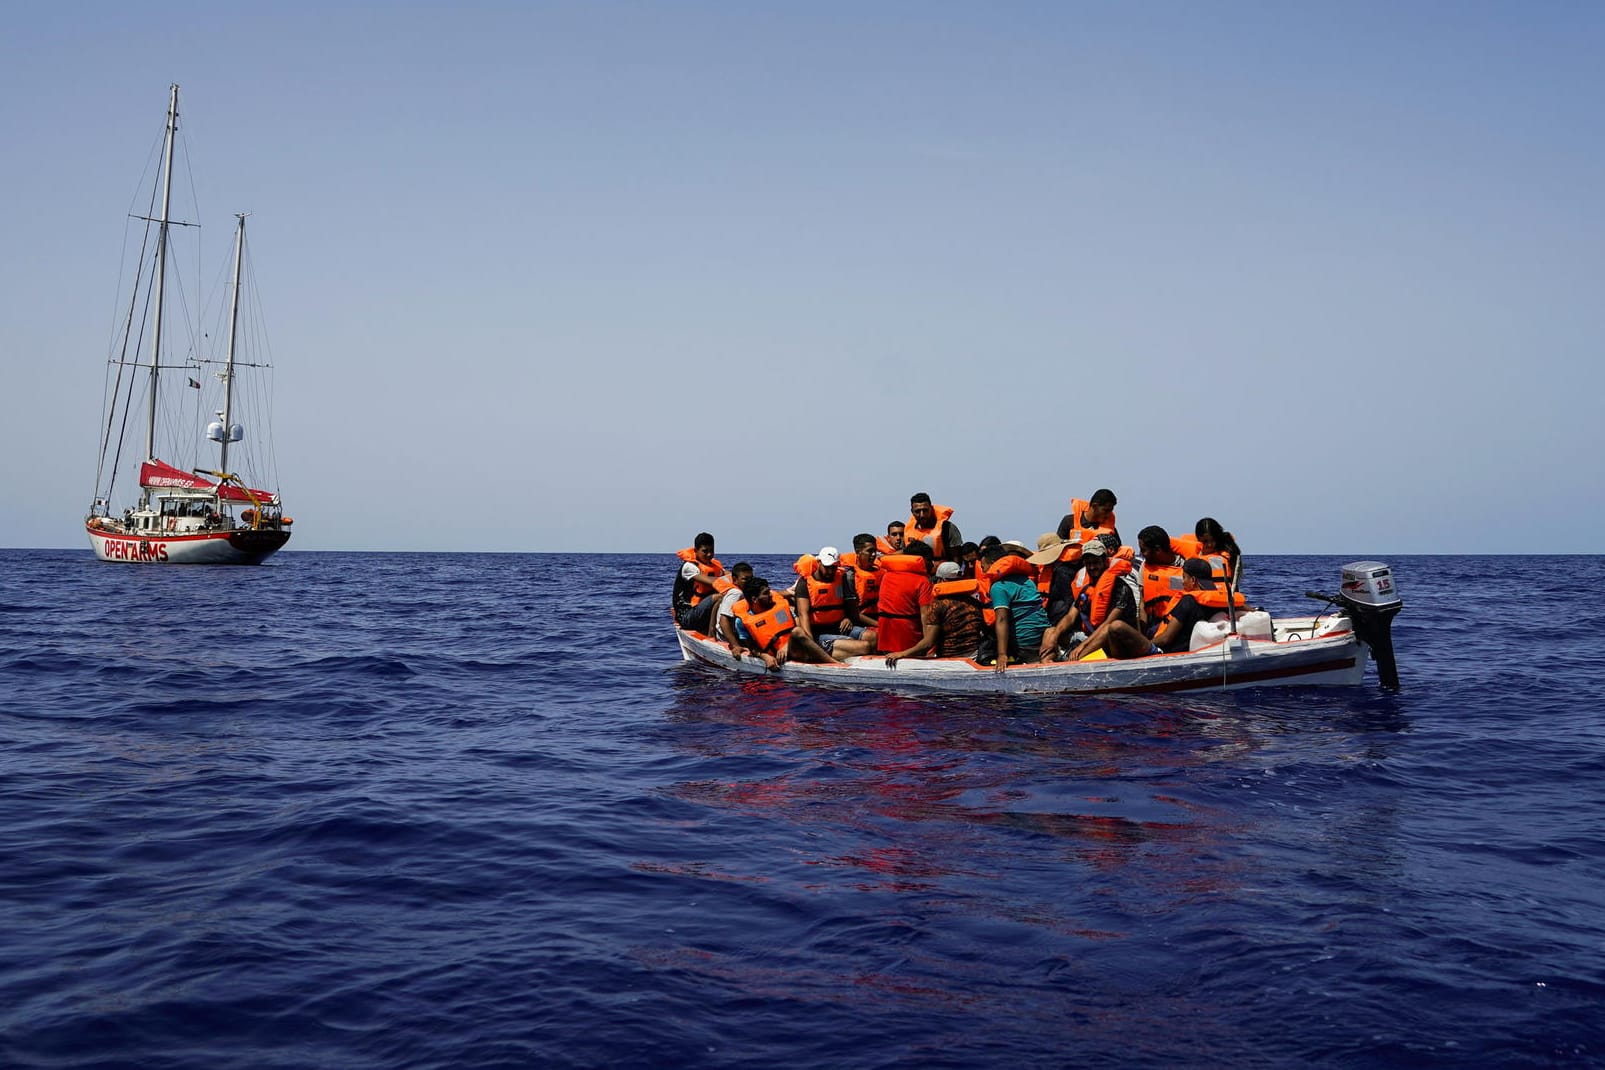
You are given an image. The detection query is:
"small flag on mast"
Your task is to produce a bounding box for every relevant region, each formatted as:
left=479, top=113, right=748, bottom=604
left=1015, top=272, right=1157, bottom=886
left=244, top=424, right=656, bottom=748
left=187, top=377, right=201, bottom=389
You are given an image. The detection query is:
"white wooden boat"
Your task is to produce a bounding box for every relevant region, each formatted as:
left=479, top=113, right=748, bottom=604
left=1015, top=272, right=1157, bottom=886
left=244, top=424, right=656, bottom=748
left=85, top=85, right=292, bottom=565
left=676, top=562, right=1403, bottom=695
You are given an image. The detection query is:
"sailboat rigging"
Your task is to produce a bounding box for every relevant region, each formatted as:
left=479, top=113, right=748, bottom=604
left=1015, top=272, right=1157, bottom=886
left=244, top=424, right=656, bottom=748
left=86, top=84, right=292, bottom=564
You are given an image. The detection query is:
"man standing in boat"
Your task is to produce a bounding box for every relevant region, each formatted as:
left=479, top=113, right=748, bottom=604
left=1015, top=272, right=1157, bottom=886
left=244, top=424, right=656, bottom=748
left=906, top=492, right=963, bottom=564
left=1057, top=489, right=1120, bottom=547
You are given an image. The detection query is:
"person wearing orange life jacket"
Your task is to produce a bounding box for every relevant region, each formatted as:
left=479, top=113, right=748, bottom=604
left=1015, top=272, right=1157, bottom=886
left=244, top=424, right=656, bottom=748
left=729, top=577, right=841, bottom=671
left=875, top=520, right=906, bottom=556
left=981, top=542, right=1052, bottom=671
left=672, top=532, right=725, bottom=633
left=1135, top=525, right=1191, bottom=630
left=1056, top=488, right=1120, bottom=548
left=1072, top=555, right=1251, bottom=660
left=905, top=492, right=963, bottom=564
left=878, top=541, right=939, bottom=663
left=928, top=561, right=985, bottom=659
left=838, top=533, right=883, bottom=619
left=1027, top=532, right=1084, bottom=632
left=1194, top=517, right=1243, bottom=587
left=712, top=562, right=756, bottom=651
left=1040, top=537, right=1138, bottom=660
left=791, top=546, right=877, bottom=658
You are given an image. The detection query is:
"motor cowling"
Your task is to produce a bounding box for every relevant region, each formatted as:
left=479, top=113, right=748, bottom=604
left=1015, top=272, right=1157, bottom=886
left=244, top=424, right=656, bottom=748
left=1337, top=561, right=1402, bottom=690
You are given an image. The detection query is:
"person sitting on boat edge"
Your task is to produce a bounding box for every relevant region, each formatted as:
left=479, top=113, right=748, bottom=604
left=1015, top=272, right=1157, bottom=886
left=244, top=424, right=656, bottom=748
left=672, top=532, right=726, bottom=634
left=906, top=492, right=963, bottom=564
left=1057, top=488, right=1119, bottom=548
left=729, top=577, right=842, bottom=671
left=715, top=562, right=756, bottom=652
left=981, top=541, right=1050, bottom=672
left=792, top=546, right=877, bottom=658
left=877, top=540, right=938, bottom=663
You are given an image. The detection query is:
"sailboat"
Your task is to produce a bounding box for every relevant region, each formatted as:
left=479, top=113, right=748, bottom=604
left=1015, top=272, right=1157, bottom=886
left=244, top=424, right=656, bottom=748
left=86, top=85, right=292, bottom=565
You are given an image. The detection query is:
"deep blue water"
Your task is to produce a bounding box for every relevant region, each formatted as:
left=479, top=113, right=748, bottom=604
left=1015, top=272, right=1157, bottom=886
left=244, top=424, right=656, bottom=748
left=2, top=550, right=1603, bottom=1068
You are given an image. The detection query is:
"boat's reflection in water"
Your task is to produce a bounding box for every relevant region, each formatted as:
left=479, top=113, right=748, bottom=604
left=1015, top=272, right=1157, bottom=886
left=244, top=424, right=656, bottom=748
left=640, top=669, right=1414, bottom=1055
left=655, top=668, right=1391, bottom=894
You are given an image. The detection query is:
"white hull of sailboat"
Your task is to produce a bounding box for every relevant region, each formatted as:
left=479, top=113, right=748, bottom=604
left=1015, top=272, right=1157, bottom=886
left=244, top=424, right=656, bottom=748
left=87, top=522, right=289, bottom=565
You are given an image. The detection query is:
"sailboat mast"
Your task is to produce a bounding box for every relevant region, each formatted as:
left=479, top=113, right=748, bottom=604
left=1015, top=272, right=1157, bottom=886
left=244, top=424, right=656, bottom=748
left=220, top=214, right=245, bottom=476
left=143, top=83, right=180, bottom=504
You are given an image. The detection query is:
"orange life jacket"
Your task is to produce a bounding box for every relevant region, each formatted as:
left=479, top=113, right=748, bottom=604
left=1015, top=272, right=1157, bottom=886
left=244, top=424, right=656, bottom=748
left=798, top=567, right=850, bottom=627
left=1035, top=543, right=1083, bottom=595
left=875, top=555, right=932, bottom=633
left=1141, top=561, right=1187, bottom=620
left=843, top=560, right=880, bottom=616
left=981, top=554, right=1036, bottom=625
left=676, top=547, right=725, bottom=605
left=878, top=554, right=927, bottom=575
left=906, top=504, right=955, bottom=559
left=1172, top=533, right=1202, bottom=558
left=1077, top=553, right=1135, bottom=631
left=1065, top=499, right=1117, bottom=544
left=732, top=597, right=795, bottom=653
left=932, top=578, right=979, bottom=597
left=984, top=554, right=1036, bottom=580
left=875, top=535, right=905, bottom=555
left=1201, top=552, right=1236, bottom=585
left=1192, top=588, right=1248, bottom=612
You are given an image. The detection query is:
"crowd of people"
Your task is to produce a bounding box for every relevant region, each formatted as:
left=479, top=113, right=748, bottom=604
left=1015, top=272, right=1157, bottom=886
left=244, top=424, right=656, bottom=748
left=671, top=490, right=1249, bottom=673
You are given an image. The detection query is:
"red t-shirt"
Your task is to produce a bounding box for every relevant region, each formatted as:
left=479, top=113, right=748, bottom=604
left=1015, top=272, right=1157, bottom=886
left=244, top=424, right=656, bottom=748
left=876, top=570, right=934, bottom=652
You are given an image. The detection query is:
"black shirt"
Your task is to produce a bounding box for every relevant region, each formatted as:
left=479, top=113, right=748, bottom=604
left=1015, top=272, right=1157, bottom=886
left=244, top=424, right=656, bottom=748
left=1157, top=595, right=1216, bottom=653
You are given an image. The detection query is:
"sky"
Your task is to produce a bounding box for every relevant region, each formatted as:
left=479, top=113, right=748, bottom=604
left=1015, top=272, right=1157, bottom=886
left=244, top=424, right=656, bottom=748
left=3, top=1, right=1602, bottom=554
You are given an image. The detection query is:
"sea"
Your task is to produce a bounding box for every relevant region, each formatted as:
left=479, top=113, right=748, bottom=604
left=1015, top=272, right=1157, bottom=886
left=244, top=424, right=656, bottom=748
left=2, top=549, right=1603, bottom=1069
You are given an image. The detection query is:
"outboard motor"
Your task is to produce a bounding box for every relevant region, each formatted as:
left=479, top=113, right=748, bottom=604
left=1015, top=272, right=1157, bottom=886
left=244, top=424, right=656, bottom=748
left=1308, top=562, right=1402, bottom=690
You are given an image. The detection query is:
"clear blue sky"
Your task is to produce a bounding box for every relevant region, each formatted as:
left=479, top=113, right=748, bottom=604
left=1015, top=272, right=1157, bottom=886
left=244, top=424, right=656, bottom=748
left=4, top=2, right=1602, bottom=553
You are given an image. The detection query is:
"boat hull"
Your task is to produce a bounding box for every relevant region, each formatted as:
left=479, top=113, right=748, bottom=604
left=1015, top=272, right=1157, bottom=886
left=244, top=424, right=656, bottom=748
left=87, top=522, right=290, bottom=565
left=674, top=624, right=1370, bottom=695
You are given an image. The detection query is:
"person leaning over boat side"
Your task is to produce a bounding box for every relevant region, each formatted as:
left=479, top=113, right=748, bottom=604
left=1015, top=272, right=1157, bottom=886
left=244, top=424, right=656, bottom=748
left=1056, top=488, right=1120, bottom=547
left=981, top=542, right=1050, bottom=672
left=877, top=520, right=907, bottom=555
left=730, top=577, right=841, bottom=671
left=715, top=562, right=756, bottom=653
left=792, top=546, right=877, bottom=659
left=906, top=492, right=963, bottom=564
left=877, top=540, right=938, bottom=661
left=841, top=533, right=883, bottom=620
left=673, top=532, right=726, bottom=634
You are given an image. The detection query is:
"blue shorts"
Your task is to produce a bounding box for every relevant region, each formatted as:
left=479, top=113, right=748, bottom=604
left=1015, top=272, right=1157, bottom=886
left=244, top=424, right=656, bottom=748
left=817, top=626, right=866, bottom=652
